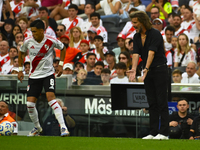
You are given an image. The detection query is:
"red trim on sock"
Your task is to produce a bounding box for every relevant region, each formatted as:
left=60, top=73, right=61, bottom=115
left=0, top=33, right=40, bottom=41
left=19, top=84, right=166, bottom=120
left=54, top=106, right=58, bottom=110
left=50, top=101, right=57, bottom=107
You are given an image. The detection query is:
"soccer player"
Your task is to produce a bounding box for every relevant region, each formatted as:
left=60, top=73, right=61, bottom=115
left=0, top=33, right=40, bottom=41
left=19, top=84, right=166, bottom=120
left=18, top=20, right=69, bottom=137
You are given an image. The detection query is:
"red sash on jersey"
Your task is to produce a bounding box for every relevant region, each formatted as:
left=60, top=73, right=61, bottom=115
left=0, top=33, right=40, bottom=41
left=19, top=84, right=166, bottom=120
left=66, top=17, right=79, bottom=34
left=28, top=8, right=36, bottom=17
left=126, top=27, right=135, bottom=37
left=0, top=56, right=10, bottom=72
left=13, top=2, right=23, bottom=14
left=31, top=39, right=53, bottom=74
left=78, top=53, right=88, bottom=64
left=165, top=51, right=171, bottom=57
left=176, top=29, right=186, bottom=36
left=65, top=0, right=70, bottom=7
left=186, top=21, right=196, bottom=32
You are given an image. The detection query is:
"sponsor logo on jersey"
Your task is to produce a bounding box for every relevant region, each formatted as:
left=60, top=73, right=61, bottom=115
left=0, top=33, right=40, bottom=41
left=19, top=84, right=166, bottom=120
left=29, top=52, right=46, bottom=57
left=30, top=45, right=35, bottom=49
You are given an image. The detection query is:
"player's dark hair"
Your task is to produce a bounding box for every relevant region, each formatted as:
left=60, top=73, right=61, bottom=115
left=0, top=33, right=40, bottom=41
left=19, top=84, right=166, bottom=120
left=101, top=68, right=111, bottom=74
left=58, top=24, right=66, bottom=31
left=94, top=35, right=103, bottom=41
left=69, top=4, right=78, bottom=10
left=177, top=98, right=189, bottom=104
left=86, top=53, right=96, bottom=59
left=10, top=46, right=18, bottom=53
left=30, top=20, right=45, bottom=30
left=165, top=25, right=175, bottom=34
left=94, top=61, right=104, bottom=68
left=39, top=6, right=48, bottom=12
left=90, top=12, right=100, bottom=20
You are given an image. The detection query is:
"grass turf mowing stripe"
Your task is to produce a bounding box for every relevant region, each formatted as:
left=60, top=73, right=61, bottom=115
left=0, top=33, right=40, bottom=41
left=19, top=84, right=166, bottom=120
left=0, top=136, right=199, bottom=150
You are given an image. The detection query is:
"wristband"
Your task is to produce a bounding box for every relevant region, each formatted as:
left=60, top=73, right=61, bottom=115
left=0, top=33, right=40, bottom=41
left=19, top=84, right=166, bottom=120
left=145, top=68, right=149, bottom=71
left=59, top=61, right=64, bottom=66
left=19, top=67, right=23, bottom=71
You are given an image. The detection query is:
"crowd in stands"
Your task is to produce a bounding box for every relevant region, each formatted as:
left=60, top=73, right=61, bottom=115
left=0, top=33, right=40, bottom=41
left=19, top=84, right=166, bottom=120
left=0, top=0, right=200, bottom=85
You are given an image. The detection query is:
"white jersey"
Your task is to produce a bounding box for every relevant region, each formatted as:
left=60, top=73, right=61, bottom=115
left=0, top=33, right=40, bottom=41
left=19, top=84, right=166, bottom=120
left=10, top=0, right=24, bottom=17
left=95, top=25, right=108, bottom=43
left=45, top=26, right=56, bottom=38
left=175, top=26, right=189, bottom=37
left=81, top=18, right=103, bottom=33
left=24, top=29, right=32, bottom=38
left=1, top=60, right=13, bottom=75
left=110, top=76, right=129, bottom=83
left=61, top=16, right=83, bottom=34
left=174, top=48, right=196, bottom=67
left=181, top=72, right=200, bottom=83
left=20, top=5, right=38, bottom=18
left=0, top=53, right=9, bottom=62
left=181, top=20, right=200, bottom=42
left=193, top=1, right=200, bottom=17
left=100, top=0, right=121, bottom=15
left=121, top=21, right=136, bottom=38
left=63, top=0, right=85, bottom=9
left=20, top=35, right=64, bottom=79
left=73, top=40, right=81, bottom=49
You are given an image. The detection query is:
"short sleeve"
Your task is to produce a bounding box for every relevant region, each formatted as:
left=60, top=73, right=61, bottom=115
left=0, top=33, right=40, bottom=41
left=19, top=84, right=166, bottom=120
left=20, top=40, right=28, bottom=53
left=133, top=34, right=140, bottom=54
left=148, top=30, right=163, bottom=52
left=55, top=39, right=64, bottom=50
left=80, top=0, right=85, bottom=5
left=100, top=0, right=105, bottom=8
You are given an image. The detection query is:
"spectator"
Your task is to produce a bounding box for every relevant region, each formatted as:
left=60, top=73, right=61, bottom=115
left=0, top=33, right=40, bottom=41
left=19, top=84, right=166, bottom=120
left=171, top=36, right=178, bottom=52
left=164, top=26, right=175, bottom=52
left=61, top=4, right=84, bottom=35
left=14, top=32, right=24, bottom=47
left=61, top=35, right=82, bottom=64
left=85, top=53, right=96, bottom=72
left=90, top=12, right=108, bottom=43
left=73, top=68, right=87, bottom=85
left=174, top=34, right=196, bottom=67
left=167, top=13, right=174, bottom=26
left=169, top=98, right=193, bottom=139
left=112, top=33, right=127, bottom=63
left=84, top=61, right=104, bottom=85
left=146, top=0, right=172, bottom=20
left=53, top=57, right=60, bottom=74
left=0, top=101, right=18, bottom=135
left=0, top=33, right=7, bottom=42
left=178, top=4, right=186, bottom=19
left=23, top=61, right=30, bottom=75
left=172, top=69, right=182, bottom=83
left=192, top=0, right=200, bottom=17
left=41, top=0, right=62, bottom=12
left=87, top=27, right=97, bottom=49
left=1, top=46, right=18, bottom=75
left=152, top=18, right=163, bottom=33
left=101, top=68, right=111, bottom=86
left=92, top=35, right=108, bottom=62
left=104, top=51, right=116, bottom=77
left=110, top=62, right=129, bottom=83
left=69, top=27, right=84, bottom=49
left=38, top=6, right=57, bottom=32
left=120, top=8, right=137, bottom=39
left=9, top=0, right=24, bottom=18
left=181, top=6, right=200, bottom=42
left=18, top=17, right=32, bottom=38
left=0, top=40, right=9, bottom=72
left=125, top=0, right=146, bottom=12
left=63, top=63, right=74, bottom=75
left=73, top=61, right=84, bottom=78
left=76, top=39, right=90, bottom=64
left=11, top=67, right=19, bottom=74
left=1, top=0, right=15, bottom=22
left=181, top=62, right=200, bottom=83
left=13, top=56, right=19, bottom=68
left=125, top=38, right=133, bottom=52
left=56, top=24, right=66, bottom=39
left=95, top=0, right=122, bottom=19
left=1, top=18, right=15, bottom=47
left=41, top=17, right=56, bottom=38
left=11, top=25, right=22, bottom=45
left=118, top=51, right=132, bottom=70
left=42, top=98, right=76, bottom=136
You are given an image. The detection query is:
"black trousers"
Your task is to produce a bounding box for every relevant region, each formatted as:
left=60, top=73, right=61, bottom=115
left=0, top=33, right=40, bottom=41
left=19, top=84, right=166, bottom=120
left=144, top=65, right=169, bottom=136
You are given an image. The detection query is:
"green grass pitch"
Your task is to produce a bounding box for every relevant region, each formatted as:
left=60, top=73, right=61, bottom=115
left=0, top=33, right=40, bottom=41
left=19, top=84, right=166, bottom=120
left=0, top=136, right=199, bottom=150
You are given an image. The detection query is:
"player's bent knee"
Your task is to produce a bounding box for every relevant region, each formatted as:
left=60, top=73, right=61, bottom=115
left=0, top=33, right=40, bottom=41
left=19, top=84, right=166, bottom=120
left=27, top=97, right=37, bottom=103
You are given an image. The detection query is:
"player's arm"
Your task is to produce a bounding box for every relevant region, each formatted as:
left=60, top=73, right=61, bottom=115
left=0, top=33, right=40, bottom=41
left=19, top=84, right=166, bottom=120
left=57, top=46, right=66, bottom=77
left=18, top=51, right=26, bottom=82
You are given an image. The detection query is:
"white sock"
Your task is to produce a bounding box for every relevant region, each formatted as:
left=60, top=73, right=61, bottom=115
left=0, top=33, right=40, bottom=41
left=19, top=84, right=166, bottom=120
left=48, top=99, right=68, bottom=130
left=27, top=102, right=41, bottom=128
